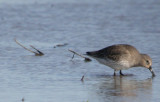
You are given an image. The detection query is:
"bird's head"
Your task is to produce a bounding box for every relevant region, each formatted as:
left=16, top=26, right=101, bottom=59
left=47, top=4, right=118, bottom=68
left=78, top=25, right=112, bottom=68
left=141, top=54, right=155, bottom=77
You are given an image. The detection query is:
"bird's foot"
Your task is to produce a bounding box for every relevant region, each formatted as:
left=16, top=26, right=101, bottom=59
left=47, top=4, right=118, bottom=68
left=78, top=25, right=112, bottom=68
left=119, top=70, right=124, bottom=76
left=114, top=70, right=116, bottom=76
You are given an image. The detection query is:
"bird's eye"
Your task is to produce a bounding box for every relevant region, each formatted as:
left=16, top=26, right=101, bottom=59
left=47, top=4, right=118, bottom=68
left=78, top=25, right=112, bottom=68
left=146, top=60, right=150, bottom=65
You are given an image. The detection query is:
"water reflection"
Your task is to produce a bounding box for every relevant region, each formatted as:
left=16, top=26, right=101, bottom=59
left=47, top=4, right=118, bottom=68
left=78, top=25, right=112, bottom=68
left=96, top=76, right=153, bottom=102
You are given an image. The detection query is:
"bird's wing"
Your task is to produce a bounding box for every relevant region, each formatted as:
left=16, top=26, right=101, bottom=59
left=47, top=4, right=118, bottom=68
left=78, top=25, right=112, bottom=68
left=96, top=45, right=130, bottom=61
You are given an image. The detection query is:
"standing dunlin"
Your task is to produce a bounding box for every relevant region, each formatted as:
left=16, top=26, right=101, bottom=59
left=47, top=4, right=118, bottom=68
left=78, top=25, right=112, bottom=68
left=86, top=44, right=155, bottom=76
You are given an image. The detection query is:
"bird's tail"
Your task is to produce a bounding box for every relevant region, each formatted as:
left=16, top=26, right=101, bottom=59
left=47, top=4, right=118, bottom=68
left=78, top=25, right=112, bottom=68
left=86, top=51, right=97, bottom=57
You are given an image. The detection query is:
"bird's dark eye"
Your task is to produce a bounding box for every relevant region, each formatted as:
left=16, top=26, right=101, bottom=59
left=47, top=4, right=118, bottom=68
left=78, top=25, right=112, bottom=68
left=146, top=60, right=150, bottom=65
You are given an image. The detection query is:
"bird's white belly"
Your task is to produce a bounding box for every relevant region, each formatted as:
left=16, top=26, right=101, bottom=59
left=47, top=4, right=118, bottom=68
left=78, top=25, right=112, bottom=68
left=95, top=58, right=130, bottom=70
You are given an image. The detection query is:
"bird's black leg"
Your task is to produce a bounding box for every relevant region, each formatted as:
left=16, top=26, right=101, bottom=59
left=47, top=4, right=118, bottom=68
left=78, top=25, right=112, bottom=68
left=119, top=70, right=124, bottom=76
left=114, top=70, right=116, bottom=76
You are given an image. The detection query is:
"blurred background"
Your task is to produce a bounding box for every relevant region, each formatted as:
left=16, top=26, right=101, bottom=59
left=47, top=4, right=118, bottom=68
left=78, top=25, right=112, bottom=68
left=0, top=0, right=160, bottom=102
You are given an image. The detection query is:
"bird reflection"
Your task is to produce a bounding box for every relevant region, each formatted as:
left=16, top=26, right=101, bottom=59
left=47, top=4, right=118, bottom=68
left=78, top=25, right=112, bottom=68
left=95, top=76, right=153, bottom=102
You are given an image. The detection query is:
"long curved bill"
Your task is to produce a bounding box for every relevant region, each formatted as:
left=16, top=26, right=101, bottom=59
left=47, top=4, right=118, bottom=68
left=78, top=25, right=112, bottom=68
left=149, top=66, right=155, bottom=77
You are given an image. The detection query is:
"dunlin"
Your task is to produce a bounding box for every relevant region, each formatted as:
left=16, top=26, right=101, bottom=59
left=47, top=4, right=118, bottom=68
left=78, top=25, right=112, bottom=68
left=86, top=44, right=155, bottom=76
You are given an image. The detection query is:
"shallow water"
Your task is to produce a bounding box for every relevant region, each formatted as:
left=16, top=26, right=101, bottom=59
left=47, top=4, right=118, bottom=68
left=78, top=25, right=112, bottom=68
left=0, top=0, right=160, bottom=102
